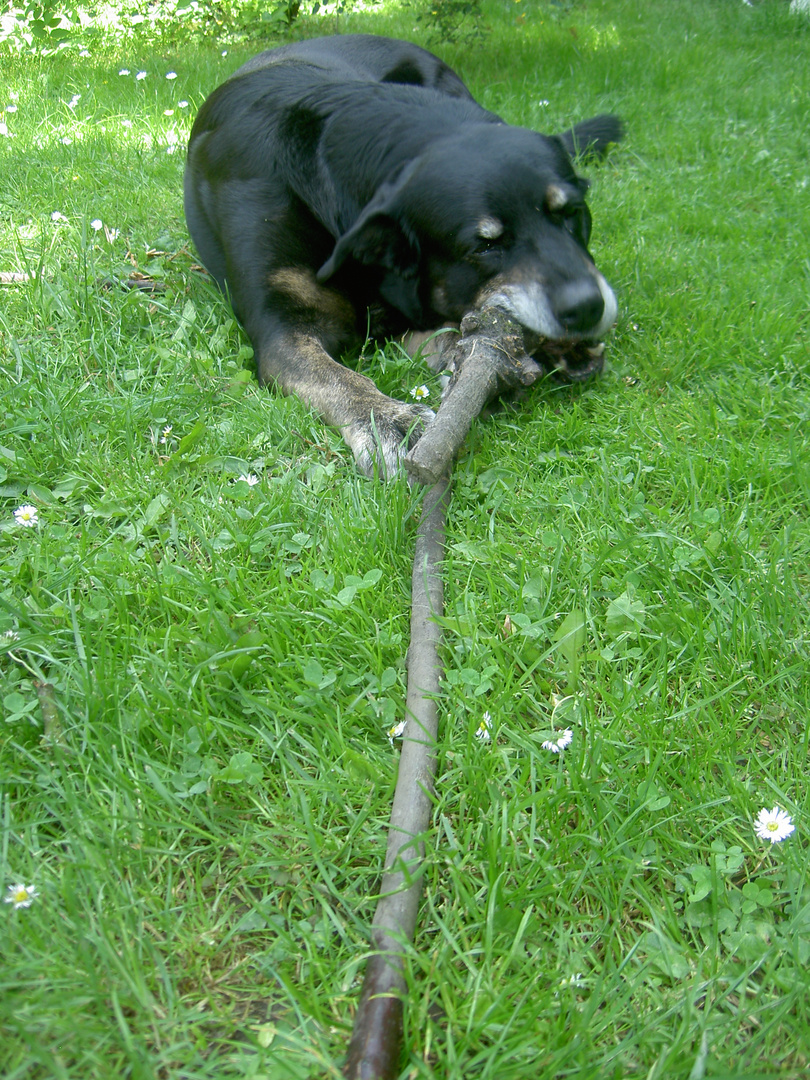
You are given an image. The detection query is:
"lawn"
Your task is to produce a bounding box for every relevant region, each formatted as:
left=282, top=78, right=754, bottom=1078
left=1, top=0, right=809, bottom=1077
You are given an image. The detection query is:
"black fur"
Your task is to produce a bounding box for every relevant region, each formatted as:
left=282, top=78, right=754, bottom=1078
left=185, top=34, right=622, bottom=475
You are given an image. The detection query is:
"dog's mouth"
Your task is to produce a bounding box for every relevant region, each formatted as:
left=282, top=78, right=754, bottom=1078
left=473, top=289, right=611, bottom=383
left=520, top=332, right=604, bottom=384
left=523, top=333, right=606, bottom=382
left=545, top=340, right=606, bottom=382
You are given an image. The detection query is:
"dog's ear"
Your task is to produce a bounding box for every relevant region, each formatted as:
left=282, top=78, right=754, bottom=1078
left=557, top=114, right=624, bottom=163
left=318, top=210, right=420, bottom=282
left=318, top=210, right=423, bottom=325
left=317, top=164, right=424, bottom=323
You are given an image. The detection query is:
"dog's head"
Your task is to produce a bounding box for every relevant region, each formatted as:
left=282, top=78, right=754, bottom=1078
left=317, top=124, right=618, bottom=379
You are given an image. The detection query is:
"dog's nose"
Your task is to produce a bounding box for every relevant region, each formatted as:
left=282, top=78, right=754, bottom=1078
left=553, top=279, right=605, bottom=334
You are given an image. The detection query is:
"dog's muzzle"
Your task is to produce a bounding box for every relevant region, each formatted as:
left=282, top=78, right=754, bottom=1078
left=480, top=272, right=616, bottom=381
left=480, top=271, right=617, bottom=346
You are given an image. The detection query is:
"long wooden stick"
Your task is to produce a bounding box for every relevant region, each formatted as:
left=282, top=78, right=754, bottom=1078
left=343, top=479, right=449, bottom=1080
left=344, top=318, right=530, bottom=1075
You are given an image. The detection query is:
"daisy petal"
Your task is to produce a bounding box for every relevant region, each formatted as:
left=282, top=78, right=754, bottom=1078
left=475, top=710, right=492, bottom=742
left=13, top=504, right=38, bottom=528
left=542, top=728, right=573, bottom=753
left=4, top=883, right=39, bottom=909
left=754, top=806, right=795, bottom=844
left=387, top=719, right=407, bottom=746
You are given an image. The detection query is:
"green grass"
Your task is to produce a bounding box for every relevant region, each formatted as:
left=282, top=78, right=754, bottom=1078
left=1, top=0, right=810, bottom=1076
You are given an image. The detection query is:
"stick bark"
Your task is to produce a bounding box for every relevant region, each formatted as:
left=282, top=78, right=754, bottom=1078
left=404, top=306, right=540, bottom=486
left=345, top=311, right=538, bottom=1074
left=343, top=479, right=449, bottom=1080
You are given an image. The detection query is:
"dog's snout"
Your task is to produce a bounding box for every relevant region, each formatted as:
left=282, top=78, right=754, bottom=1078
left=553, top=279, right=605, bottom=334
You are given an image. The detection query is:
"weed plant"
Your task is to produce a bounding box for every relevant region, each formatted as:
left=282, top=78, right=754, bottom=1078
left=1, top=1, right=809, bottom=1077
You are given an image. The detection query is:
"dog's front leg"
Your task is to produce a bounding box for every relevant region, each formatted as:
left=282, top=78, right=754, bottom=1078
left=256, top=330, right=434, bottom=479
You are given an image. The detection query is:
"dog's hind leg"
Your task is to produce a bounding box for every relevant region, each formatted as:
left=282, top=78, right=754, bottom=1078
left=400, top=326, right=459, bottom=373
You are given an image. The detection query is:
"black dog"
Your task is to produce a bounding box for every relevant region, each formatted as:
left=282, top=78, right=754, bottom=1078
left=185, top=35, right=622, bottom=475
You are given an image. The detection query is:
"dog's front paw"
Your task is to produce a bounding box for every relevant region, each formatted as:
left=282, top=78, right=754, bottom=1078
left=346, top=400, right=434, bottom=478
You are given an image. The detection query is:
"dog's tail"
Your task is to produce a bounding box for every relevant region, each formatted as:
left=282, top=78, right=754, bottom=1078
left=559, top=114, right=624, bottom=162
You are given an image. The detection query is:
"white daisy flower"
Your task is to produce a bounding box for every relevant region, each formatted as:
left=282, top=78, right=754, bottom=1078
left=4, top=883, right=39, bottom=909
left=237, top=473, right=260, bottom=487
left=2, top=630, right=20, bottom=643
left=387, top=719, right=407, bottom=746
left=410, top=384, right=430, bottom=400
left=475, top=710, right=492, bottom=742
left=754, top=806, right=795, bottom=844
left=119, top=68, right=130, bottom=76
left=0, top=122, right=11, bottom=138
left=6, top=104, right=18, bottom=114
left=13, top=504, right=38, bottom=528
left=559, top=972, right=585, bottom=988
left=51, top=211, right=67, bottom=222
left=90, top=219, right=103, bottom=231
left=158, top=424, right=173, bottom=444
left=165, top=71, right=177, bottom=80
left=136, top=71, right=147, bottom=81
left=178, top=101, right=189, bottom=109
left=541, top=728, right=573, bottom=753
left=67, top=94, right=80, bottom=109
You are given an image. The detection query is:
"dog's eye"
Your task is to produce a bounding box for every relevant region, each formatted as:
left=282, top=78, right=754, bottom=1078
left=473, top=235, right=502, bottom=255
left=549, top=201, right=580, bottom=223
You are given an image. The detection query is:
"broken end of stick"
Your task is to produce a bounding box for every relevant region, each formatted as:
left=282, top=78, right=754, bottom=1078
left=343, top=956, right=405, bottom=1080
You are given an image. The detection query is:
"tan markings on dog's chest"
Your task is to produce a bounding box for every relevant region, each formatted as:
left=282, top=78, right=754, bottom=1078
left=268, top=267, right=355, bottom=329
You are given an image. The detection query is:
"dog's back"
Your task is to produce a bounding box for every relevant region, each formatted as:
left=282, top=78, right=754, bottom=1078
left=231, top=33, right=473, bottom=99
